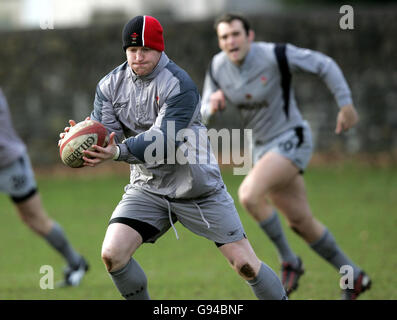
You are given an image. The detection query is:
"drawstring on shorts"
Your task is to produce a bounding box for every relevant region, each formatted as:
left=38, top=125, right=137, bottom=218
left=193, top=202, right=210, bottom=229
left=162, top=197, right=211, bottom=240
left=163, top=196, right=179, bottom=240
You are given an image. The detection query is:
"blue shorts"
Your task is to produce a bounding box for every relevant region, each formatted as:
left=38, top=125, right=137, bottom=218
left=253, top=121, right=313, bottom=172
left=0, top=153, right=37, bottom=203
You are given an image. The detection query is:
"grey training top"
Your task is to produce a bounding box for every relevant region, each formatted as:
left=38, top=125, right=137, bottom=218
left=0, top=88, right=26, bottom=168
left=91, top=52, right=224, bottom=199
left=201, top=42, right=353, bottom=145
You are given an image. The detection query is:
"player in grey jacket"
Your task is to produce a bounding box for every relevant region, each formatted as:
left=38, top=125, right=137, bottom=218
left=201, top=13, right=371, bottom=299
left=0, top=88, right=88, bottom=287
left=59, top=15, right=287, bottom=300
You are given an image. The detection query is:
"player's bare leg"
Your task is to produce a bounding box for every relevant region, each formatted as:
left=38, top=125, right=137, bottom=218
left=15, top=193, right=53, bottom=235
left=238, top=152, right=301, bottom=264
left=270, top=171, right=365, bottom=290
left=239, top=151, right=367, bottom=297
left=238, top=152, right=306, bottom=294
left=101, top=222, right=142, bottom=272
left=15, top=192, right=88, bottom=286
left=238, top=152, right=299, bottom=222
left=219, top=238, right=287, bottom=299
left=218, top=238, right=261, bottom=280
left=269, top=173, right=325, bottom=243
left=101, top=223, right=150, bottom=299
left=272, top=171, right=371, bottom=298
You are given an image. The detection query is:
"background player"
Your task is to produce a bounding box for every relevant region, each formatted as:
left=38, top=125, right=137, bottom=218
left=201, top=13, right=371, bottom=299
left=0, top=88, right=88, bottom=287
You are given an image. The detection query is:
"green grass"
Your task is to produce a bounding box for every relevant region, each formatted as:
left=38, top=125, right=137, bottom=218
left=0, top=163, right=396, bottom=300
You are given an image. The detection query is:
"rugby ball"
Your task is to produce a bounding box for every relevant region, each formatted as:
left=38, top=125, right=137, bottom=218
left=59, top=119, right=109, bottom=168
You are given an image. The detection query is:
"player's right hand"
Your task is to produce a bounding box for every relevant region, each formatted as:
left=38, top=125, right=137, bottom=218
left=82, top=132, right=117, bottom=167
left=209, top=89, right=226, bottom=115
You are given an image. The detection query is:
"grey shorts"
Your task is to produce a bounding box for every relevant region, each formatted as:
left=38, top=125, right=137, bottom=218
left=109, top=185, right=246, bottom=246
left=253, top=121, right=313, bottom=172
left=0, top=153, right=37, bottom=203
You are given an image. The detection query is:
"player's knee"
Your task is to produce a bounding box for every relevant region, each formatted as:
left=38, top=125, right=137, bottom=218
left=101, top=247, right=126, bottom=273
left=230, top=256, right=257, bottom=280
left=238, top=185, right=258, bottom=212
left=239, top=262, right=256, bottom=279
left=101, top=254, right=113, bottom=272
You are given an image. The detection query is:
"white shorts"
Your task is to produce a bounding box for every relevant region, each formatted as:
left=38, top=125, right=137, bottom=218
left=109, top=184, right=246, bottom=246
left=0, top=153, right=37, bottom=202
left=253, top=121, right=313, bottom=172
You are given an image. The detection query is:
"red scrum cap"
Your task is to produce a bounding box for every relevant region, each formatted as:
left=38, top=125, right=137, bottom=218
left=122, top=15, right=164, bottom=52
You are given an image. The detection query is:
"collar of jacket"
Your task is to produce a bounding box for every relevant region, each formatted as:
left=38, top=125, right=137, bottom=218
left=129, top=52, right=169, bottom=82
left=226, top=42, right=256, bottom=71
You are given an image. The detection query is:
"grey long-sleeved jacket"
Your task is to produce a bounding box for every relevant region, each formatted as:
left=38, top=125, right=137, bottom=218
left=201, top=42, right=353, bottom=145
left=91, top=52, right=223, bottom=199
left=0, top=88, right=26, bottom=168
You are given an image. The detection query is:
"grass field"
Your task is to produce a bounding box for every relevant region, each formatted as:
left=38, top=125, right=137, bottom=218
left=0, top=162, right=396, bottom=300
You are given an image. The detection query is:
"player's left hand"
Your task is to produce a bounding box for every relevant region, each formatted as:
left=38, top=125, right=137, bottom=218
left=335, top=104, right=359, bottom=134
left=57, top=117, right=91, bottom=147
left=82, top=132, right=117, bottom=167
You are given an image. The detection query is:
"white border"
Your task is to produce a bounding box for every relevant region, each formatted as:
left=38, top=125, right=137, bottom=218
left=142, top=15, right=146, bottom=47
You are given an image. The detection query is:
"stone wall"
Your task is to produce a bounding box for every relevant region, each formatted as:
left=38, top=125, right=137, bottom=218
left=0, top=6, right=395, bottom=166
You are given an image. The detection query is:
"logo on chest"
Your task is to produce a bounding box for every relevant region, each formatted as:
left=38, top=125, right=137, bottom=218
left=245, top=93, right=252, bottom=100
left=237, top=99, right=269, bottom=110
left=130, top=32, right=139, bottom=45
